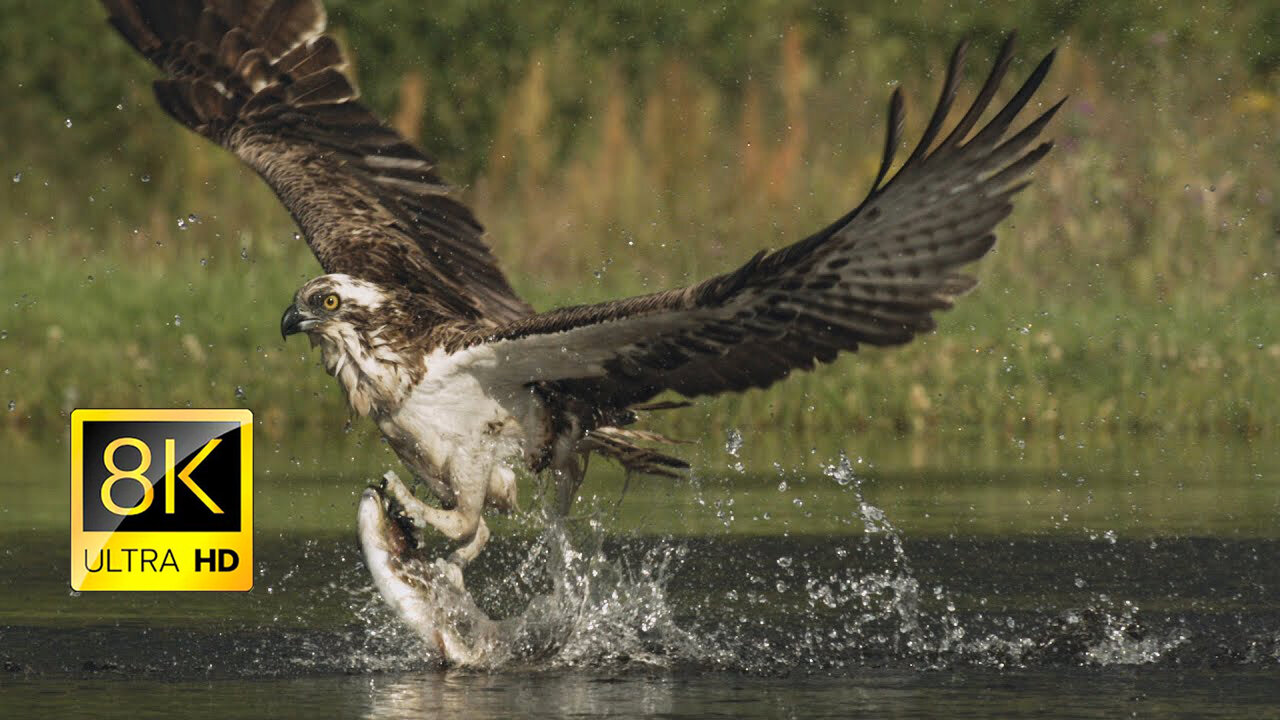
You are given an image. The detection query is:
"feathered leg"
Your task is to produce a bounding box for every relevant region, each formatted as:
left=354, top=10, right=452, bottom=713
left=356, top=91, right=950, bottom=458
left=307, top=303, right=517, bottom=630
left=381, top=470, right=489, bottom=568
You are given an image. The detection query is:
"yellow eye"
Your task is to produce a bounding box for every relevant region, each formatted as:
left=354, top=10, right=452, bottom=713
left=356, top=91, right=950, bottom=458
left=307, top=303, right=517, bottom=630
left=322, top=293, right=340, bottom=311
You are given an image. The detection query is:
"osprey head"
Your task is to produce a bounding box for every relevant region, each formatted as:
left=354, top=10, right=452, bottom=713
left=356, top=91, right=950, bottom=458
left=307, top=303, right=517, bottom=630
left=281, top=274, right=419, bottom=416
left=280, top=274, right=390, bottom=342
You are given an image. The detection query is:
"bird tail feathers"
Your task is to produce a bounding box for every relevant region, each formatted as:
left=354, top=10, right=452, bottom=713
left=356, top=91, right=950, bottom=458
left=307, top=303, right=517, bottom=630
left=581, top=426, right=690, bottom=479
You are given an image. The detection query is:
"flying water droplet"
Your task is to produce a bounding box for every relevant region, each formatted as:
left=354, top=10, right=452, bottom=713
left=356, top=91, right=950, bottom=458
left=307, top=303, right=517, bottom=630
left=724, top=428, right=743, bottom=457
left=173, top=314, right=182, bottom=327
left=235, top=385, right=246, bottom=400
left=7, top=401, right=15, bottom=412
left=176, top=217, right=187, bottom=230
left=11, top=172, right=20, bottom=183
left=64, top=118, right=73, bottom=128
left=825, top=453, right=857, bottom=486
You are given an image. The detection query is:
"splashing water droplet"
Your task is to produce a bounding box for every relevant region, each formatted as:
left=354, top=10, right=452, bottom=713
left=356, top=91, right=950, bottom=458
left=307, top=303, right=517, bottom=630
left=64, top=118, right=73, bottom=128
left=240, top=247, right=250, bottom=261
left=0, top=330, right=7, bottom=340
left=176, top=218, right=187, bottom=230
left=187, top=213, right=199, bottom=225
left=11, top=172, right=21, bottom=183
left=725, top=428, right=743, bottom=457
left=776, top=556, right=793, bottom=568
left=7, top=401, right=14, bottom=412
left=824, top=452, right=858, bottom=487
left=235, top=385, right=247, bottom=400
left=173, top=314, right=182, bottom=327
left=141, top=174, right=151, bottom=183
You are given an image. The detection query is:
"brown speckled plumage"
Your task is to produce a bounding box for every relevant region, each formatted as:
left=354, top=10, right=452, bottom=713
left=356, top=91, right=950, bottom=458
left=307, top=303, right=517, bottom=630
left=106, top=0, right=1059, bottom=489
left=103, top=0, right=531, bottom=324
left=456, top=37, right=1061, bottom=413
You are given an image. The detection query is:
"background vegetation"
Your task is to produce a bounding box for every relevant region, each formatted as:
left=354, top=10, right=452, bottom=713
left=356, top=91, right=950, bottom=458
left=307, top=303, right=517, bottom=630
left=1, top=1, right=1277, bottom=465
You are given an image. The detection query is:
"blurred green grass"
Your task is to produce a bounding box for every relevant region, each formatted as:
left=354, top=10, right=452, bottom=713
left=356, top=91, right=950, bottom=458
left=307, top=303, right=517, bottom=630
left=0, top=1, right=1276, bottom=454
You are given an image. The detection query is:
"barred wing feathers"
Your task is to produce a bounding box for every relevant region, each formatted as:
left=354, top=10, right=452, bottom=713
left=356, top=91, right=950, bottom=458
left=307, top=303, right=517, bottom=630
left=103, top=0, right=532, bottom=323
left=461, top=37, right=1061, bottom=407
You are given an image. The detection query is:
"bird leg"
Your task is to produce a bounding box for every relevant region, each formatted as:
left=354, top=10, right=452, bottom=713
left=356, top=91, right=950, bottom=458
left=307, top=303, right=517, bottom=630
left=380, top=470, right=489, bottom=568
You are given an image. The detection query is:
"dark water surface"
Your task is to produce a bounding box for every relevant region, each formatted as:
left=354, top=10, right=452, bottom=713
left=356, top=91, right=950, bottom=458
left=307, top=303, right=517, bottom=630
left=2, top=436, right=1277, bottom=717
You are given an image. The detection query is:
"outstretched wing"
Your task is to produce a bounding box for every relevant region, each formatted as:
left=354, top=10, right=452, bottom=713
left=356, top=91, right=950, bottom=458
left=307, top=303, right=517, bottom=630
left=453, top=37, right=1060, bottom=408
left=103, top=0, right=532, bottom=323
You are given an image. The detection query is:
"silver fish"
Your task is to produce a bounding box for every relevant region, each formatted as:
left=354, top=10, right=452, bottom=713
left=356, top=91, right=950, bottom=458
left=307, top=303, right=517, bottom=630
left=358, top=479, right=499, bottom=666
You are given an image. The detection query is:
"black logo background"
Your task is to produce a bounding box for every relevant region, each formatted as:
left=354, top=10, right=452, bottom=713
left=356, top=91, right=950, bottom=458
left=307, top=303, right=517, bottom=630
left=81, top=420, right=242, bottom=532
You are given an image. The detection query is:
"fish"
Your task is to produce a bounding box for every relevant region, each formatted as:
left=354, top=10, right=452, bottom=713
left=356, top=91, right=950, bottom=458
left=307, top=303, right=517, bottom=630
left=357, top=477, right=499, bottom=666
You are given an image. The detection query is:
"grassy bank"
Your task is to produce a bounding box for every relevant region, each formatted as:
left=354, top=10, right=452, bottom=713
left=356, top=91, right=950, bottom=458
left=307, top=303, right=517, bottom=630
left=0, top=3, right=1276, bottom=453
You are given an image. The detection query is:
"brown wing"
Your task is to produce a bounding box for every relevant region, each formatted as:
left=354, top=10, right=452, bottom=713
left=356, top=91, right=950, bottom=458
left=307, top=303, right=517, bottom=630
left=454, top=37, right=1060, bottom=408
left=103, top=0, right=532, bottom=323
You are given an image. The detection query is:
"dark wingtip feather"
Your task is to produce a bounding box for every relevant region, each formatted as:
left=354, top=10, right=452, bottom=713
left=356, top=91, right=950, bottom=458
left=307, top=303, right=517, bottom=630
left=871, top=88, right=905, bottom=193
left=969, top=46, right=1058, bottom=148
left=904, top=38, right=968, bottom=167
left=937, top=32, right=1018, bottom=151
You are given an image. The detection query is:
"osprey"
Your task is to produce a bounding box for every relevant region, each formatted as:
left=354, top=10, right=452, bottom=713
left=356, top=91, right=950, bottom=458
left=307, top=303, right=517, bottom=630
left=105, top=0, right=1060, bottom=571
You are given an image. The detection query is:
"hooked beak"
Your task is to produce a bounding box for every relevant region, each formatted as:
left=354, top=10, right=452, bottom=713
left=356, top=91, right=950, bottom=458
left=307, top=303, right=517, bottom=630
left=280, top=304, right=315, bottom=339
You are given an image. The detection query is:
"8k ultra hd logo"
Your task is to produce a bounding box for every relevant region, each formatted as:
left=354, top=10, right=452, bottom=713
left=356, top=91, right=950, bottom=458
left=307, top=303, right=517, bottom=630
left=70, top=409, right=253, bottom=591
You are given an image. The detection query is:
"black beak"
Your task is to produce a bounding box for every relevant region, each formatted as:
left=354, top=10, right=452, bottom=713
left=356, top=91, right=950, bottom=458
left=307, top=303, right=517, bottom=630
left=280, top=304, right=306, bottom=339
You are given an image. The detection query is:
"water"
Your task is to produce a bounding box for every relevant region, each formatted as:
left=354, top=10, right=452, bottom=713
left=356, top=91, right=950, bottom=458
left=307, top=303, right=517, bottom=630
left=2, top=436, right=1277, bottom=717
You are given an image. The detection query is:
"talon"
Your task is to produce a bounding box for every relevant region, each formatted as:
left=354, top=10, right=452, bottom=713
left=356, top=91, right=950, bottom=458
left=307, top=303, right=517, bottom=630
left=434, top=558, right=465, bottom=591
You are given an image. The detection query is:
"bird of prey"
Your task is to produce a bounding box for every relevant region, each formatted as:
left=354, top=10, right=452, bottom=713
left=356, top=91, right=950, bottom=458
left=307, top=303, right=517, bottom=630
left=104, top=0, right=1059, bottom=571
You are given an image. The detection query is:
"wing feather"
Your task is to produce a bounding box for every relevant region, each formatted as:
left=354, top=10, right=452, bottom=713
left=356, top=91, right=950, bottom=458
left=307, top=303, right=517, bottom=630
left=453, top=37, right=1061, bottom=408
left=103, top=0, right=532, bottom=323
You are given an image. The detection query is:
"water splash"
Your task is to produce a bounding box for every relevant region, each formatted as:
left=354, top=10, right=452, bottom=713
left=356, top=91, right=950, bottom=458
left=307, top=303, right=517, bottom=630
left=494, top=526, right=710, bottom=669
left=1081, top=598, right=1189, bottom=665
left=355, top=489, right=716, bottom=670
left=724, top=429, right=744, bottom=473
left=321, top=451, right=1239, bottom=674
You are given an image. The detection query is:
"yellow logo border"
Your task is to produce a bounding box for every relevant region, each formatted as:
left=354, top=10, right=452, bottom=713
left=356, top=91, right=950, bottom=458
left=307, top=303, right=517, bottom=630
left=70, top=409, right=253, bottom=591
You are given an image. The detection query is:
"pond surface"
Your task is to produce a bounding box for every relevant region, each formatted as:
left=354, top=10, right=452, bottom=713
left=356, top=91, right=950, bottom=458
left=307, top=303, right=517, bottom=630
left=2, top=434, right=1277, bottom=718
